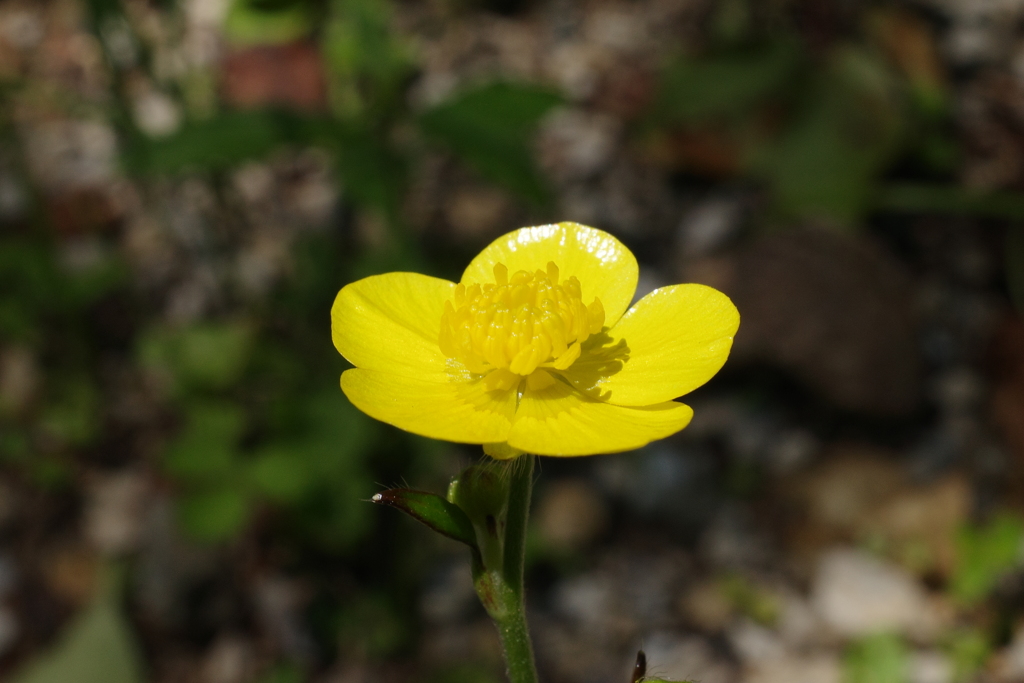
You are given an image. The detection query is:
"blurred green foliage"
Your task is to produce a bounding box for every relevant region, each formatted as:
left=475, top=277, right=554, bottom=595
left=949, top=513, right=1024, bottom=606
left=843, top=633, right=908, bottom=683
left=225, top=0, right=313, bottom=46
left=0, top=236, right=125, bottom=483
left=257, top=664, right=305, bottom=683
left=10, top=569, right=142, bottom=683
left=945, top=627, right=991, bottom=683
left=419, top=82, right=561, bottom=206
left=645, top=3, right=965, bottom=224
left=718, top=574, right=778, bottom=626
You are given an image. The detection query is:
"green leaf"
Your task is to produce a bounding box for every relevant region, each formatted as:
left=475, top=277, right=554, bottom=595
left=164, top=401, right=245, bottom=482
left=753, top=45, right=904, bottom=222
left=249, top=446, right=310, bottom=502
left=139, top=322, right=253, bottom=393
left=949, top=513, right=1024, bottom=605
left=177, top=488, right=250, bottom=542
left=38, top=378, right=100, bottom=446
left=372, top=488, right=477, bottom=547
left=875, top=185, right=1024, bottom=221
left=844, top=633, right=909, bottom=683
left=251, top=391, right=377, bottom=548
left=655, top=40, right=800, bottom=122
left=719, top=574, right=778, bottom=626
left=175, top=323, right=252, bottom=389
left=328, top=125, right=407, bottom=216
left=323, top=0, right=412, bottom=118
left=124, top=111, right=312, bottom=176
left=946, top=627, right=990, bottom=683
left=257, top=663, right=304, bottom=683
left=224, top=0, right=311, bottom=46
left=418, top=82, right=561, bottom=205
left=11, top=572, right=142, bottom=683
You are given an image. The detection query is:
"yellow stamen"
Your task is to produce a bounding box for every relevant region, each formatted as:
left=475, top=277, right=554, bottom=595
left=439, top=261, right=605, bottom=387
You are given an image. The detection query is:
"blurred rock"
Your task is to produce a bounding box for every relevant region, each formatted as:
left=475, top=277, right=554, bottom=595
left=868, top=474, right=970, bottom=576
left=419, top=561, right=476, bottom=624
left=0, top=8, right=44, bottom=50
left=84, top=469, right=149, bottom=555
left=584, top=4, right=648, bottom=52
left=783, top=445, right=969, bottom=570
left=728, top=619, right=785, bottom=664
left=232, top=162, right=274, bottom=204
left=535, top=478, right=608, bottom=551
left=553, top=548, right=686, bottom=645
left=253, top=575, right=315, bottom=664
left=0, top=606, right=18, bottom=659
left=0, top=166, right=27, bottom=220
left=744, top=655, right=841, bottom=683
left=221, top=41, right=326, bottom=111
left=122, top=214, right=177, bottom=286
left=42, top=544, right=98, bottom=606
left=547, top=42, right=605, bottom=101
left=419, top=618, right=501, bottom=669
left=592, top=61, right=656, bottom=120
left=766, top=429, right=820, bottom=474
left=554, top=570, right=621, bottom=637
left=677, top=196, right=743, bottom=259
left=534, top=615, right=624, bottom=683
left=679, top=580, right=734, bottom=632
left=22, top=120, right=117, bottom=193
left=811, top=548, right=936, bottom=638
left=700, top=505, right=772, bottom=569
left=0, top=345, right=39, bottom=417
left=596, top=445, right=718, bottom=532
left=234, top=230, right=290, bottom=298
left=598, top=160, right=676, bottom=237
left=643, top=632, right=735, bottom=683
left=994, top=623, right=1024, bottom=681
left=911, top=650, right=953, bottom=683
left=133, top=495, right=220, bottom=631
left=938, top=2, right=1020, bottom=66
left=201, top=635, right=254, bottom=683
left=132, top=89, right=182, bottom=138
left=930, top=366, right=985, bottom=413
left=776, top=593, right=824, bottom=649
left=538, top=108, right=621, bottom=183
left=691, top=229, right=922, bottom=416
left=443, top=186, right=512, bottom=240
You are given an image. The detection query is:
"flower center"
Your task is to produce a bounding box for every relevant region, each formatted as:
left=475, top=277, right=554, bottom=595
left=439, top=262, right=605, bottom=391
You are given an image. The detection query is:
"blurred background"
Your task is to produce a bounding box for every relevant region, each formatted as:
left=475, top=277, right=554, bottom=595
left=1, top=0, right=1024, bottom=681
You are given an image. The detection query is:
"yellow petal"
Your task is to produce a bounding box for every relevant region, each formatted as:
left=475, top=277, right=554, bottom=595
left=461, top=222, right=639, bottom=327
left=341, top=368, right=516, bottom=443
left=506, top=380, right=693, bottom=456
left=331, top=272, right=455, bottom=375
left=569, top=284, right=738, bottom=406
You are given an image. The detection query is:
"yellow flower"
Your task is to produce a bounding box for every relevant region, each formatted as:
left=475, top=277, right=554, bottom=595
left=331, top=222, right=739, bottom=458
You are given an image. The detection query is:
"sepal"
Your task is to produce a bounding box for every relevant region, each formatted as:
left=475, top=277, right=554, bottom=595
left=371, top=488, right=477, bottom=547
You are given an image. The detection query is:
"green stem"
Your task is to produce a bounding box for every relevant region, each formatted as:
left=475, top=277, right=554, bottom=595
left=472, top=454, right=538, bottom=683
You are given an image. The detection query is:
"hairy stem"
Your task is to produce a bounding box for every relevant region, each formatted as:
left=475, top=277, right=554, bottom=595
left=473, top=454, right=538, bottom=683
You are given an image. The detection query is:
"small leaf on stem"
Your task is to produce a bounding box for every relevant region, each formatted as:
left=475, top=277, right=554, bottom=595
left=371, top=488, right=477, bottom=547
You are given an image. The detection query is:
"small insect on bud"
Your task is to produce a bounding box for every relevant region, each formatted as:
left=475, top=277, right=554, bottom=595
left=631, top=649, right=646, bottom=683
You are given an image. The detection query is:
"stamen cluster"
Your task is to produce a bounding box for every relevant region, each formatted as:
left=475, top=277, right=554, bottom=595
left=439, top=262, right=605, bottom=390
